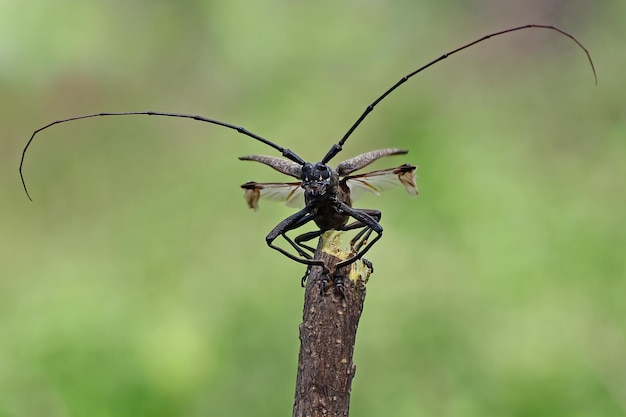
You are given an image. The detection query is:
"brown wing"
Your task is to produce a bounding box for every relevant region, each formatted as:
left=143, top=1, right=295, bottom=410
left=343, top=164, right=418, bottom=202
left=239, top=155, right=302, bottom=179
left=240, top=181, right=304, bottom=211
left=336, top=148, right=408, bottom=176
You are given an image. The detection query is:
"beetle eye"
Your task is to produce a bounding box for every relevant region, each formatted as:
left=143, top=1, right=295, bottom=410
left=316, top=164, right=330, bottom=179
left=301, top=163, right=314, bottom=180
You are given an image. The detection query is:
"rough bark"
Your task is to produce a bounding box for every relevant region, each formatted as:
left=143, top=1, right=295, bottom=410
left=293, top=232, right=371, bottom=417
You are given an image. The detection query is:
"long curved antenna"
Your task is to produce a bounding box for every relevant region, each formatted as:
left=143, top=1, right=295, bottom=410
left=20, top=111, right=306, bottom=201
left=321, top=24, right=597, bottom=164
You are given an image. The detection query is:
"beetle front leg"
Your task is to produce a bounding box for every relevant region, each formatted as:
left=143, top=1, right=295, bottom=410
left=266, top=205, right=327, bottom=269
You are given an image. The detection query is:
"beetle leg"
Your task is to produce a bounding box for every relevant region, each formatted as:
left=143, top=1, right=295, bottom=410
left=284, top=234, right=313, bottom=259
left=334, top=203, right=383, bottom=270
left=294, top=230, right=324, bottom=254
left=301, top=262, right=331, bottom=288
left=340, top=209, right=381, bottom=252
left=301, top=268, right=309, bottom=287
left=362, top=258, right=374, bottom=273
left=333, top=270, right=345, bottom=297
left=351, top=228, right=373, bottom=253
left=266, top=205, right=327, bottom=270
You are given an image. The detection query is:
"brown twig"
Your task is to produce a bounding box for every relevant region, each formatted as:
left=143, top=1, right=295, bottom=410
left=293, top=231, right=372, bottom=417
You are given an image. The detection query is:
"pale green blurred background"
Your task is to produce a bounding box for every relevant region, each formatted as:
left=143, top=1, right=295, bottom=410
left=2, top=0, right=625, bottom=416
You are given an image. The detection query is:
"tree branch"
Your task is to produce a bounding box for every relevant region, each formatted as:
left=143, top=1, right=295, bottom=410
left=293, top=231, right=372, bottom=417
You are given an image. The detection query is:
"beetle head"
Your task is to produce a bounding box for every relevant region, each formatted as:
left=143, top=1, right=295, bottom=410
left=301, top=162, right=337, bottom=198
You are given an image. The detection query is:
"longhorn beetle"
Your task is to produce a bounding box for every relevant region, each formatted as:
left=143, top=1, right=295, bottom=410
left=20, top=25, right=596, bottom=290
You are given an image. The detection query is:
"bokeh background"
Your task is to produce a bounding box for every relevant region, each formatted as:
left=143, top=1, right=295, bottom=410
left=2, top=0, right=624, bottom=416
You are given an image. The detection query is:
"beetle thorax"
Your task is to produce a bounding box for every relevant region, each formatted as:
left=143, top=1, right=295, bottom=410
left=301, top=162, right=338, bottom=201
